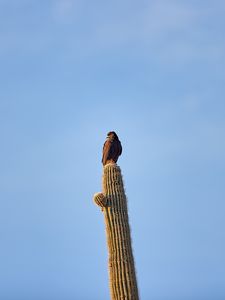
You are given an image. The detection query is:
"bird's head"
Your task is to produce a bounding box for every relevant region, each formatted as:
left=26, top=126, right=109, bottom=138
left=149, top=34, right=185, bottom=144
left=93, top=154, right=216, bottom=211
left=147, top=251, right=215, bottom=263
left=107, top=131, right=119, bottom=140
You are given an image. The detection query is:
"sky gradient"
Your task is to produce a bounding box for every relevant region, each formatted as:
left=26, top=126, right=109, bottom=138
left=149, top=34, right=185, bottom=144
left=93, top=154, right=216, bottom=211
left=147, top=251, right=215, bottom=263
left=0, top=0, right=225, bottom=299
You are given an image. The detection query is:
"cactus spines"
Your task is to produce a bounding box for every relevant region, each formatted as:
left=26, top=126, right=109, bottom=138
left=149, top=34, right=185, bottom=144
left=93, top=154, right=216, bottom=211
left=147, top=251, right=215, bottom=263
left=93, top=192, right=108, bottom=211
left=94, top=163, right=139, bottom=300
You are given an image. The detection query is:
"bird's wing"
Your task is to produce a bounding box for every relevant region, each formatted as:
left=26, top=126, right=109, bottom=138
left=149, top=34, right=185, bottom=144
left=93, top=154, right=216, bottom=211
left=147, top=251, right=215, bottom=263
left=112, top=139, right=122, bottom=162
left=118, top=140, right=122, bottom=155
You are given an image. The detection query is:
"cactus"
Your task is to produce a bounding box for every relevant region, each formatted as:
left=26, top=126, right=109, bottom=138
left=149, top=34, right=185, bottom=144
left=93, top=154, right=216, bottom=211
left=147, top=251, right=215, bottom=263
left=94, top=163, right=139, bottom=300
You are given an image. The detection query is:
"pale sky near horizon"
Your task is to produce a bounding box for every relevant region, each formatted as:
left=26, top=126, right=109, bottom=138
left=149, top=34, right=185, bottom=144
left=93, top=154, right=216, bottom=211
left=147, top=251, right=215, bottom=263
left=0, top=1, right=225, bottom=299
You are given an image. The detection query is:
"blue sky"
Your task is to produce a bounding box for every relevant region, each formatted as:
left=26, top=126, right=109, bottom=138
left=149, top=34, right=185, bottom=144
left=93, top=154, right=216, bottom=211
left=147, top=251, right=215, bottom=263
left=0, top=0, right=225, bottom=299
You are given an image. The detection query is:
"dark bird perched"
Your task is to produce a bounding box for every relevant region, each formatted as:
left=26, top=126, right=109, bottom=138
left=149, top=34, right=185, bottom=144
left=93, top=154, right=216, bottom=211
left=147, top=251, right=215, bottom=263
left=102, top=131, right=122, bottom=166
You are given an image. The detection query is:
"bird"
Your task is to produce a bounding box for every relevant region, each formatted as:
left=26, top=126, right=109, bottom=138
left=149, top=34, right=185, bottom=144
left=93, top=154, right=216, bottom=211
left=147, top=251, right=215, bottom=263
left=102, top=131, right=122, bottom=166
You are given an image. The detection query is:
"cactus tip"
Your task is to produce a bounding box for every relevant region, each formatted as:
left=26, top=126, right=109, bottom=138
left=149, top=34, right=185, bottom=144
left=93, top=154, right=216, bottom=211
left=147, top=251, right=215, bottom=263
left=93, top=192, right=107, bottom=210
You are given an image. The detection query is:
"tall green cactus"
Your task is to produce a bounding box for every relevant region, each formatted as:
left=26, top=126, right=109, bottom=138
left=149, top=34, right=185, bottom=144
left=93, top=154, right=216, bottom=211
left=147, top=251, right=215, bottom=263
left=94, top=163, right=139, bottom=300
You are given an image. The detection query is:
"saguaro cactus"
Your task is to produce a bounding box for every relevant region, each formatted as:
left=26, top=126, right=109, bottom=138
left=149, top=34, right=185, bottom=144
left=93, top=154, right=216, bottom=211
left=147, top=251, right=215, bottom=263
left=94, top=163, right=139, bottom=300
